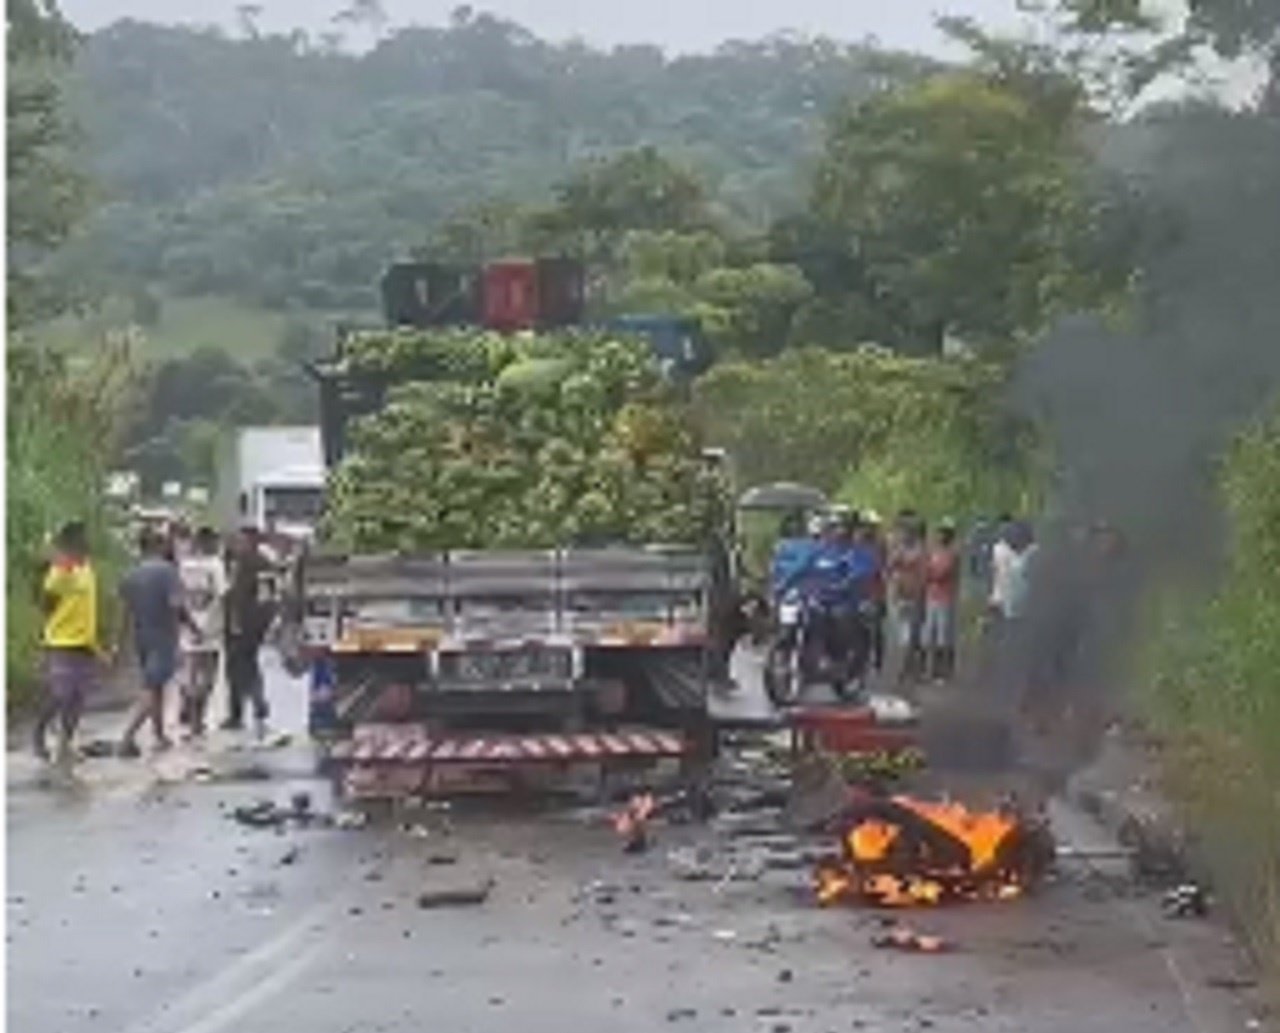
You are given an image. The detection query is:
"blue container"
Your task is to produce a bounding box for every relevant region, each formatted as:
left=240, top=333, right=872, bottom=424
left=605, top=314, right=712, bottom=377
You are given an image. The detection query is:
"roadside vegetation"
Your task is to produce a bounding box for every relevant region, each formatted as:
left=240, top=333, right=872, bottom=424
left=1142, top=406, right=1280, bottom=990
left=5, top=343, right=132, bottom=712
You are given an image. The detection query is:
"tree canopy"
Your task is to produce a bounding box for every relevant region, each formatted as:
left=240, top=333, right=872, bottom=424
left=58, top=17, right=934, bottom=312
left=7, top=0, right=88, bottom=327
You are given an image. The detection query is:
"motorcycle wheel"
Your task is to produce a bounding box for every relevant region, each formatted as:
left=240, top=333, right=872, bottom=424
left=764, top=642, right=801, bottom=708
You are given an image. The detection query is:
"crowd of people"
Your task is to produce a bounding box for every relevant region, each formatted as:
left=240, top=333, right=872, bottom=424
left=34, top=518, right=283, bottom=768
left=767, top=508, right=1040, bottom=689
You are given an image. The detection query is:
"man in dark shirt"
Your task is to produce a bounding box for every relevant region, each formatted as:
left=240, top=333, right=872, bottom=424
left=117, top=529, right=198, bottom=756
left=222, top=526, right=274, bottom=734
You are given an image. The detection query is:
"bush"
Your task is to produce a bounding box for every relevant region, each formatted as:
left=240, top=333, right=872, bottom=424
left=694, top=345, right=1042, bottom=518
left=5, top=344, right=130, bottom=712
left=1141, top=403, right=1280, bottom=989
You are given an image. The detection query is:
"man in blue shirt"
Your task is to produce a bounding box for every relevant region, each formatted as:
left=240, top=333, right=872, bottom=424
left=769, top=511, right=819, bottom=601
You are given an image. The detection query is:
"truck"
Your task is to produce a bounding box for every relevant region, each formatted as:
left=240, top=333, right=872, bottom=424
left=298, top=545, right=721, bottom=801
left=214, top=426, right=326, bottom=542
left=290, top=278, right=731, bottom=802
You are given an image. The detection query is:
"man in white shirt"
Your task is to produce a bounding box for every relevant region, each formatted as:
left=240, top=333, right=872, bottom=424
left=178, top=527, right=228, bottom=737
left=989, top=521, right=1036, bottom=620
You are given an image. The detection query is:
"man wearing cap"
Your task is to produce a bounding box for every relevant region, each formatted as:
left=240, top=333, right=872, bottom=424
left=35, top=521, right=104, bottom=766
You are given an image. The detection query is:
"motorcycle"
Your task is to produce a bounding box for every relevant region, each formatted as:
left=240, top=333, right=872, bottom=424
left=763, top=592, right=873, bottom=708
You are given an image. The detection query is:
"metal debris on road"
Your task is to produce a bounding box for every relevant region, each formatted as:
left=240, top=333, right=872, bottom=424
left=871, top=923, right=950, bottom=954
left=1162, top=882, right=1208, bottom=918
left=417, top=875, right=495, bottom=908
left=230, top=800, right=287, bottom=829
left=667, top=845, right=765, bottom=883
left=334, top=810, right=369, bottom=829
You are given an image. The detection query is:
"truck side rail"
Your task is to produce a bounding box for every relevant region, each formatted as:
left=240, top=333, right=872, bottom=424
left=300, top=546, right=710, bottom=648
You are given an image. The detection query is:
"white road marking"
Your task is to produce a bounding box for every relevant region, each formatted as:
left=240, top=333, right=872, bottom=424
left=121, top=900, right=336, bottom=1033
left=165, top=939, right=327, bottom=1033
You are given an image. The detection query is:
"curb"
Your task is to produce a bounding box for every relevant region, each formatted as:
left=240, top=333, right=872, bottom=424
left=1064, top=733, right=1197, bottom=885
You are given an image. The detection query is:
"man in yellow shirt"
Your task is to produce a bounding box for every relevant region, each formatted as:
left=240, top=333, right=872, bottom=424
left=35, top=521, right=103, bottom=765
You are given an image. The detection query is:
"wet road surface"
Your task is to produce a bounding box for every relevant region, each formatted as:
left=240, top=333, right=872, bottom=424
left=7, top=657, right=1261, bottom=1033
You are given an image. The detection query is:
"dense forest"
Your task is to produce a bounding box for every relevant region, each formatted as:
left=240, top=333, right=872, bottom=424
left=57, top=13, right=935, bottom=312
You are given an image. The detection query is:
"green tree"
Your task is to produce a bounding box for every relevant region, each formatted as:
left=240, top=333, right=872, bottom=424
left=7, top=0, right=88, bottom=327
left=691, top=264, right=813, bottom=358
left=533, top=146, right=717, bottom=263
left=693, top=345, right=1037, bottom=505
left=812, top=69, right=1126, bottom=350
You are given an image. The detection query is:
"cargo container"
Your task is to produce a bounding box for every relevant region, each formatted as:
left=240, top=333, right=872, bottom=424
left=482, top=259, right=539, bottom=331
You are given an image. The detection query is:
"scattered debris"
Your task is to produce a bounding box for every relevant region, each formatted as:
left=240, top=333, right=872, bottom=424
left=1162, top=882, right=1208, bottom=918
left=1054, top=845, right=1135, bottom=862
left=667, top=846, right=764, bottom=883
left=417, top=876, right=494, bottom=909
left=335, top=811, right=369, bottom=830
left=871, top=923, right=950, bottom=954
left=278, top=845, right=301, bottom=867
left=427, top=852, right=459, bottom=866
left=711, top=811, right=785, bottom=838
left=80, top=739, right=116, bottom=759
left=1205, top=975, right=1257, bottom=991
left=230, top=800, right=287, bottom=829
left=222, top=762, right=273, bottom=782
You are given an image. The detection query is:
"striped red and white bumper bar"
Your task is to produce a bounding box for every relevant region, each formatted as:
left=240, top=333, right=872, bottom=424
left=330, top=724, right=691, bottom=765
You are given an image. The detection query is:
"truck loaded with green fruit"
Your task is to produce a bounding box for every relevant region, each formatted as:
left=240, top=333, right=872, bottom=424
left=297, top=326, right=734, bottom=800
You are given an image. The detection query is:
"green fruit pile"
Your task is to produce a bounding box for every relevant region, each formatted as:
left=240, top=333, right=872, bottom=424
left=323, top=328, right=728, bottom=551
left=833, top=747, right=926, bottom=783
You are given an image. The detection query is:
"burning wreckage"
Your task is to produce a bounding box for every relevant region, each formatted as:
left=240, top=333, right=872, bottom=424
left=815, top=790, right=1055, bottom=908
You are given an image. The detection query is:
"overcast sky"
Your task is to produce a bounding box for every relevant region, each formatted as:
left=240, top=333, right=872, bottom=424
left=59, top=0, right=1025, bottom=55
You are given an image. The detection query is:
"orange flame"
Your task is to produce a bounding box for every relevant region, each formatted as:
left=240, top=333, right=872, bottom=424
left=819, top=794, right=1027, bottom=908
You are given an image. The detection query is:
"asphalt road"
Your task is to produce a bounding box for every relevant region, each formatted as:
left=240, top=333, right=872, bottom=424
left=7, top=654, right=1263, bottom=1033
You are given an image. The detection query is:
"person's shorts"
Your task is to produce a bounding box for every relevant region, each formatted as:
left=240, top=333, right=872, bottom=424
left=44, top=648, right=98, bottom=706
left=182, top=651, right=220, bottom=700
left=922, top=601, right=957, bottom=649
left=894, top=599, right=924, bottom=648
left=136, top=642, right=178, bottom=692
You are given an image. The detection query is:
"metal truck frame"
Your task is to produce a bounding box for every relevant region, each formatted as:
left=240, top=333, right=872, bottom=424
left=297, top=545, right=717, bottom=800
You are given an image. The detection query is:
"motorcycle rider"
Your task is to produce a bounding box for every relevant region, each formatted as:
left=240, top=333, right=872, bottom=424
left=769, top=510, right=820, bottom=603
left=781, top=511, right=875, bottom=691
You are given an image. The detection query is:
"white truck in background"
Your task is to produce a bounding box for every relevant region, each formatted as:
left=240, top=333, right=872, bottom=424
left=215, top=426, right=326, bottom=544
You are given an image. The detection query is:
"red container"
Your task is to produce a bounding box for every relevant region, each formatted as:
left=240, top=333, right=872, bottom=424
left=788, top=705, right=919, bottom=756
left=482, top=259, right=539, bottom=331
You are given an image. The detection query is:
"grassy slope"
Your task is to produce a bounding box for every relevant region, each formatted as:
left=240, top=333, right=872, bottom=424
left=36, top=295, right=289, bottom=361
